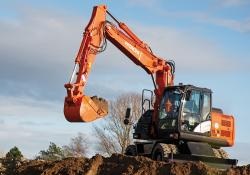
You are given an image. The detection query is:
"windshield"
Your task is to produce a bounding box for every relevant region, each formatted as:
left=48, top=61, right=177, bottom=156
left=159, top=89, right=182, bottom=120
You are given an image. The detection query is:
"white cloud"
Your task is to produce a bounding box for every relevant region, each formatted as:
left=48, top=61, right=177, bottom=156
left=131, top=24, right=244, bottom=73
left=206, top=17, right=250, bottom=33
left=169, top=10, right=250, bottom=33
left=0, top=95, right=60, bottom=118
left=0, top=7, right=84, bottom=100
left=220, top=0, right=250, bottom=7
left=153, top=3, right=250, bottom=34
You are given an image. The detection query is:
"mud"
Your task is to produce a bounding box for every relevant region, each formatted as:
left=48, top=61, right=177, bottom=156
left=91, top=96, right=108, bottom=113
left=10, top=154, right=249, bottom=175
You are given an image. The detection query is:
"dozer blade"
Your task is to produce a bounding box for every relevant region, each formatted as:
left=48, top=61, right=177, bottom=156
left=64, top=95, right=108, bottom=122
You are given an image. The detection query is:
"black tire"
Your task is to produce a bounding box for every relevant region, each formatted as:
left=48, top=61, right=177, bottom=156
left=125, top=145, right=137, bottom=156
left=152, top=143, right=170, bottom=161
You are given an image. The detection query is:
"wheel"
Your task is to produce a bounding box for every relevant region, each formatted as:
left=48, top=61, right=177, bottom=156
left=155, top=152, right=163, bottom=161
left=125, top=145, right=137, bottom=156
left=152, top=143, right=170, bottom=161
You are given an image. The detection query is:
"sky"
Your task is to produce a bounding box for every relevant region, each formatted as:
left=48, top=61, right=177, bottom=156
left=0, top=0, right=250, bottom=165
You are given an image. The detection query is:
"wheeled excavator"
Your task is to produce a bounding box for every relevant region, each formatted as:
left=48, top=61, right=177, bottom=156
left=64, top=5, right=237, bottom=168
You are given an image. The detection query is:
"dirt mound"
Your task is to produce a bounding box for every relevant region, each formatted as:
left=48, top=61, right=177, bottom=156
left=12, top=154, right=249, bottom=175
left=226, top=165, right=250, bottom=175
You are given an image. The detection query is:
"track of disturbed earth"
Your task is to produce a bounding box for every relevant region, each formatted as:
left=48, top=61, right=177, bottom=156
left=1, top=154, right=249, bottom=175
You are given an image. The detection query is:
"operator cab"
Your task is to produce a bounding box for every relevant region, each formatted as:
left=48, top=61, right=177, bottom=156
left=158, top=85, right=212, bottom=139
left=134, top=85, right=213, bottom=140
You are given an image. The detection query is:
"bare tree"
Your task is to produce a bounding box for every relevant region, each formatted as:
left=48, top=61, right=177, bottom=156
left=0, top=149, right=4, bottom=158
left=93, top=92, right=141, bottom=156
left=63, top=132, right=88, bottom=157
left=93, top=126, right=119, bottom=156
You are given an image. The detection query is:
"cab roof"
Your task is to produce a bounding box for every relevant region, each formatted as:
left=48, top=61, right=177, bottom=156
left=165, top=84, right=212, bottom=93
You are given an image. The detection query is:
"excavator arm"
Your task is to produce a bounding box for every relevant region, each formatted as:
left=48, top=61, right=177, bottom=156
left=64, top=5, right=174, bottom=123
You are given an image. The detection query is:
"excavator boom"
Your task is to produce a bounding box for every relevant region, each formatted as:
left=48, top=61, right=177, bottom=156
left=64, top=5, right=174, bottom=123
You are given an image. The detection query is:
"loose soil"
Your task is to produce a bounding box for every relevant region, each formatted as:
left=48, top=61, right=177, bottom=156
left=9, top=154, right=249, bottom=175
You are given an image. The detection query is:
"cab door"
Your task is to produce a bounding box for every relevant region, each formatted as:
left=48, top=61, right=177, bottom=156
left=158, top=89, right=181, bottom=137
left=181, top=89, right=202, bottom=133
left=181, top=89, right=212, bottom=135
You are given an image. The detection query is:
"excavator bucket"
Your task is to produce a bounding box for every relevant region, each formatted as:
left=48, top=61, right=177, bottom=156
left=64, top=95, right=108, bottom=122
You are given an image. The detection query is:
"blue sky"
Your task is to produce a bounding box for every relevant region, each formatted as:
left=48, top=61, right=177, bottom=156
left=0, top=0, right=250, bottom=164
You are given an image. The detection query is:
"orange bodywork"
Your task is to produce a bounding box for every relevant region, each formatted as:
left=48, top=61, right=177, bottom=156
left=64, top=5, right=108, bottom=122
left=210, top=112, right=235, bottom=146
left=64, top=5, right=174, bottom=122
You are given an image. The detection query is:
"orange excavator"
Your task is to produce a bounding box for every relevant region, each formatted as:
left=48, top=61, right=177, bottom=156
left=64, top=5, right=237, bottom=168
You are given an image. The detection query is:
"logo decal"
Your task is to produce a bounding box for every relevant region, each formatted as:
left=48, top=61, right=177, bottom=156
left=125, top=41, right=142, bottom=59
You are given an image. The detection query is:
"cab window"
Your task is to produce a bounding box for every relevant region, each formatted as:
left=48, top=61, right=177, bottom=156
left=183, top=90, right=201, bottom=114
left=201, top=93, right=211, bottom=121
left=159, top=90, right=181, bottom=120
left=181, top=90, right=201, bottom=132
left=158, top=89, right=181, bottom=130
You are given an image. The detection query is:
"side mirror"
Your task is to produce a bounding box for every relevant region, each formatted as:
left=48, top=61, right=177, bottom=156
left=124, top=107, right=131, bottom=125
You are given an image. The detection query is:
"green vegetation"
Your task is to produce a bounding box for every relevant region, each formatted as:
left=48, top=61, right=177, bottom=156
left=5, top=146, right=23, bottom=162
left=36, top=142, right=65, bottom=161
left=3, top=146, right=24, bottom=175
